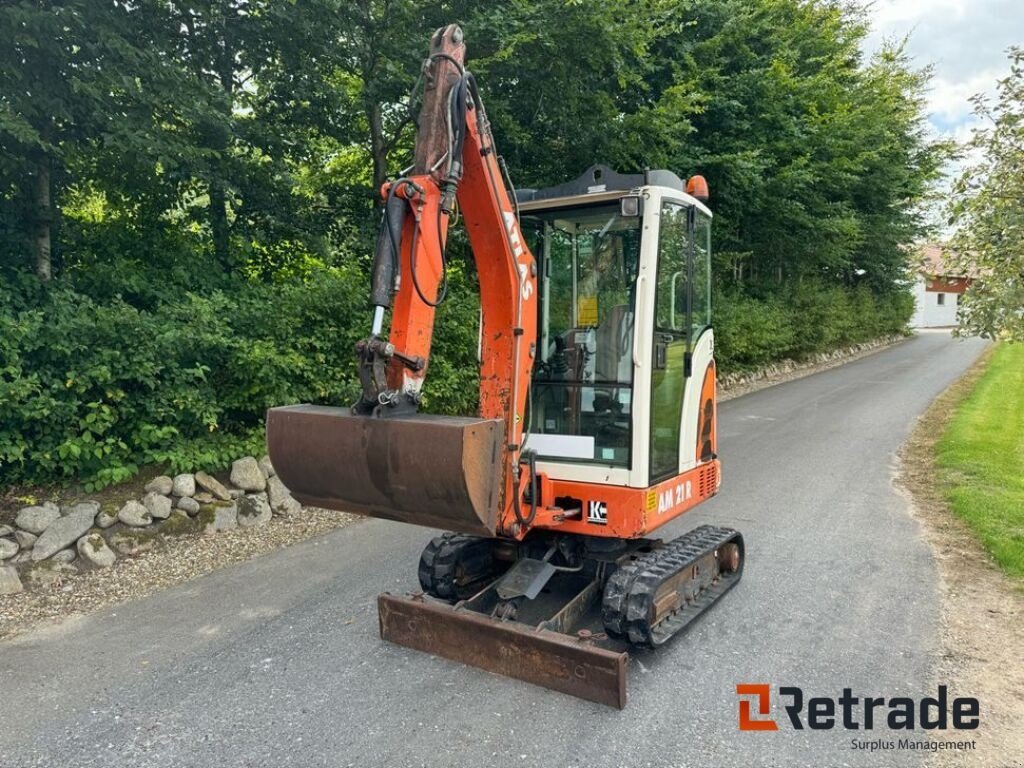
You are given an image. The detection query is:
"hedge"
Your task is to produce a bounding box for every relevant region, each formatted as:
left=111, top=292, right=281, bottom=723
left=0, top=271, right=909, bottom=490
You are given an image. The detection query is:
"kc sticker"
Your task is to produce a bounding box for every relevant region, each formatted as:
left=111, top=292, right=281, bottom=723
left=587, top=500, right=608, bottom=525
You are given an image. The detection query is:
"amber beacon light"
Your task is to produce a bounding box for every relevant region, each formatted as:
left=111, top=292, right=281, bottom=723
left=687, top=174, right=709, bottom=202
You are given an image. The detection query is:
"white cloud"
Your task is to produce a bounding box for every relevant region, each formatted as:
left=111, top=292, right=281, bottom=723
left=861, top=1, right=1019, bottom=233
left=863, top=0, right=1019, bottom=138
left=926, top=70, right=1000, bottom=125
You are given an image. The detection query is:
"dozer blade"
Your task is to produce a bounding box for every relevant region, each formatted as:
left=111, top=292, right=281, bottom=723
left=379, top=593, right=628, bottom=708
left=266, top=405, right=504, bottom=537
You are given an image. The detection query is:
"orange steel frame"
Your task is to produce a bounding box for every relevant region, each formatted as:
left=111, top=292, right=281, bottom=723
left=381, top=25, right=719, bottom=541
left=381, top=27, right=537, bottom=540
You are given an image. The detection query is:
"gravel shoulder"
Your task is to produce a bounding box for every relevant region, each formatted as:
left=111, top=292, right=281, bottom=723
left=896, top=345, right=1024, bottom=766
left=0, top=506, right=356, bottom=641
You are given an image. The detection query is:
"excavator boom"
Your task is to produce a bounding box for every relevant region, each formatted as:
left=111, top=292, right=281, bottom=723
left=268, top=24, right=535, bottom=539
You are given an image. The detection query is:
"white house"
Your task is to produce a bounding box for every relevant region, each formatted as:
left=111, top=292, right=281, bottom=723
left=910, top=244, right=971, bottom=328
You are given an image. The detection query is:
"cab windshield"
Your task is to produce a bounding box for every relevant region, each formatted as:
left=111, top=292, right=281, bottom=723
left=522, top=202, right=641, bottom=467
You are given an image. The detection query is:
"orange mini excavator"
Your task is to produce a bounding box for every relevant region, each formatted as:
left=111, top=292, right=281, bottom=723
left=267, top=24, right=743, bottom=708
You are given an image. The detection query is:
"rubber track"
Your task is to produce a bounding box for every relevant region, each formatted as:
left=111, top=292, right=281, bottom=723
left=602, top=525, right=743, bottom=648
left=417, top=533, right=495, bottom=602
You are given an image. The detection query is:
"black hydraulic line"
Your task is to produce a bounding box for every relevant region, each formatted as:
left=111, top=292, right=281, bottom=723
left=429, top=51, right=465, bottom=75
left=409, top=209, right=449, bottom=307
left=499, top=155, right=520, bottom=223
left=513, top=449, right=538, bottom=527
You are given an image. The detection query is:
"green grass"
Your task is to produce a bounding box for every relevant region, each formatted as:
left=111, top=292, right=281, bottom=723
left=936, top=343, right=1024, bottom=582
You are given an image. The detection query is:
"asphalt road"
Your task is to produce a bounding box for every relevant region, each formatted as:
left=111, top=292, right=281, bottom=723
left=0, top=331, right=989, bottom=768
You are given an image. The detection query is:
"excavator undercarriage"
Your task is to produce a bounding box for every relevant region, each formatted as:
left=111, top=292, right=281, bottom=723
left=379, top=526, right=744, bottom=708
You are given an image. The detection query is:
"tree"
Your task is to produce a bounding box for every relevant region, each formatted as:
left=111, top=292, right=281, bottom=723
left=0, top=1, right=149, bottom=279
left=950, top=47, right=1024, bottom=340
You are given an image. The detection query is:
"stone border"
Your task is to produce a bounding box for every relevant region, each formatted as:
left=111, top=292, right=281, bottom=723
left=0, top=455, right=301, bottom=596
left=718, top=334, right=908, bottom=402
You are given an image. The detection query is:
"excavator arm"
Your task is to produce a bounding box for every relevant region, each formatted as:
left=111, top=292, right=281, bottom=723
left=267, top=25, right=537, bottom=539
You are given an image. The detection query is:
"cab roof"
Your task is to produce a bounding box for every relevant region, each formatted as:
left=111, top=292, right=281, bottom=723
left=515, top=164, right=711, bottom=217
left=515, top=164, right=686, bottom=204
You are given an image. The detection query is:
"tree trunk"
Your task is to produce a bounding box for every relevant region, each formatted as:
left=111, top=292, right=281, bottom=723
left=33, top=161, right=52, bottom=281
left=368, top=102, right=390, bottom=207
left=209, top=12, right=234, bottom=269
left=210, top=181, right=230, bottom=268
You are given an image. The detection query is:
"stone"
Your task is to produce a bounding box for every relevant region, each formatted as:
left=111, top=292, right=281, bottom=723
left=194, top=492, right=215, bottom=504
left=176, top=497, right=201, bottom=516
left=14, top=530, right=36, bottom=549
left=0, top=566, right=23, bottom=595
left=12, top=551, right=32, bottom=565
left=15, top=505, right=61, bottom=535
left=108, top=531, right=157, bottom=556
left=117, top=500, right=152, bottom=527
left=230, top=456, right=266, bottom=492
left=229, top=488, right=244, bottom=500
left=95, top=509, right=117, bottom=529
left=195, top=471, right=231, bottom=501
left=237, top=493, right=271, bottom=528
left=144, top=475, right=174, bottom=495
left=277, top=496, right=302, bottom=517
left=77, top=533, right=116, bottom=568
left=0, top=538, right=18, bottom=560
left=258, top=454, right=275, bottom=479
left=0, top=524, right=13, bottom=537
left=266, top=474, right=292, bottom=512
left=143, top=492, right=173, bottom=520
left=202, top=503, right=238, bottom=534
left=31, top=505, right=96, bottom=561
left=65, top=500, right=100, bottom=519
left=51, top=548, right=77, bottom=564
left=171, top=473, right=196, bottom=497
left=161, top=510, right=193, bottom=535
left=25, top=562, right=78, bottom=589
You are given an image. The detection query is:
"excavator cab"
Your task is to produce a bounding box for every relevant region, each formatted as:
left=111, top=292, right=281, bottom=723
left=513, top=165, right=721, bottom=537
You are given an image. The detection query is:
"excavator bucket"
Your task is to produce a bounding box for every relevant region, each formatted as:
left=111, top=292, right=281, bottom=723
left=266, top=405, right=505, bottom=537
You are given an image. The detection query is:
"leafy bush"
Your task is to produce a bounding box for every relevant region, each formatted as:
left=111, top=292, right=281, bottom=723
left=0, top=264, right=479, bottom=489
left=714, top=282, right=913, bottom=372
left=713, top=291, right=797, bottom=370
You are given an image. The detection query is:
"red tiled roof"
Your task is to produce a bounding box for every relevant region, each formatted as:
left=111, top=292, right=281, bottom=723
left=915, top=243, right=974, bottom=278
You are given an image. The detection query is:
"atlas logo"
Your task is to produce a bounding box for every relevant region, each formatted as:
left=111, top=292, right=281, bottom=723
left=503, top=210, right=534, bottom=300
left=736, top=685, right=979, bottom=732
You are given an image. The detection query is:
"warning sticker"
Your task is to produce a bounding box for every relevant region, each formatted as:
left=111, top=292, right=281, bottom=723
left=577, top=296, right=598, bottom=326
left=645, top=490, right=658, bottom=511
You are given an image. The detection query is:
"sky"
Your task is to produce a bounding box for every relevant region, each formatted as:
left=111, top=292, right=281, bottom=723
left=863, top=0, right=1020, bottom=156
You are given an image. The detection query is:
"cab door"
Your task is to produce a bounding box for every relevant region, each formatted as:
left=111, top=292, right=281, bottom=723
left=648, top=200, right=692, bottom=482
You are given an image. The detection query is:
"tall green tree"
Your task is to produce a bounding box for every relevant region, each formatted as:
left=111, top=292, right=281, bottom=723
left=950, top=47, right=1024, bottom=340
left=0, top=1, right=164, bottom=279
